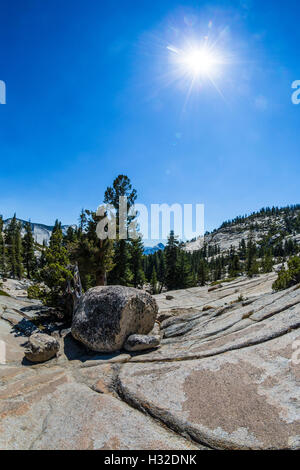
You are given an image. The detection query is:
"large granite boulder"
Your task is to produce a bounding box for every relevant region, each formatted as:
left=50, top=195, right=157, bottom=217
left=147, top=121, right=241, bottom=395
left=25, top=332, right=59, bottom=363
left=71, top=286, right=158, bottom=352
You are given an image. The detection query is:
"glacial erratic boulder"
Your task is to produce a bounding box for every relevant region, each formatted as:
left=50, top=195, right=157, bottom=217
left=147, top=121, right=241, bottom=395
left=71, top=286, right=158, bottom=352
left=25, top=332, right=59, bottom=363
left=124, top=334, right=160, bottom=352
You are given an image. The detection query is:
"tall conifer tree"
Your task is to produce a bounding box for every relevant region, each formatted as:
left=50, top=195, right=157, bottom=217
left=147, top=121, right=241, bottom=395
left=129, top=236, right=146, bottom=288
left=23, top=222, right=36, bottom=279
left=5, top=215, right=23, bottom=279
left=165, top=231, right=179, bottom=291
left=104, top=175, right=137, bottom=286
left=0, top=216, right=6, bottom=276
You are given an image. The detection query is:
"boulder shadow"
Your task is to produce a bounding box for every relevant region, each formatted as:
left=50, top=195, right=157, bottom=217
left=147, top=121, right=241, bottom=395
left=62, top=332, right=130, bottom=363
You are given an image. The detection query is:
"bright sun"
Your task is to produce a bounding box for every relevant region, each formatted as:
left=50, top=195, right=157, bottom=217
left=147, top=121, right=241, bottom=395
left=166, top=37, right=229, bottom=102
left=182, top=47, right=218, bottom=77
left=167, top=41, right=225, bottom=87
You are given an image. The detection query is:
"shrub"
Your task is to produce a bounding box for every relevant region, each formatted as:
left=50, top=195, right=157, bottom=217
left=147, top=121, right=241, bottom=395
left=272, top=256, right=300, bottom=291
left=27, top=284, right=47, bottom=301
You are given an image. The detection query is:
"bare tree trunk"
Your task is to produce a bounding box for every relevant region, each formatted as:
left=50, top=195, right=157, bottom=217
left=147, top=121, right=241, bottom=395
left=96, top=270, right=107, bottom=286
left=66, top=263, right=83, bottom=318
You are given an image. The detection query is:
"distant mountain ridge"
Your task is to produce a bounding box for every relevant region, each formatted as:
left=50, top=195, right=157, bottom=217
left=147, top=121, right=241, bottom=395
left=143, top=243, right=165, bottom=255
left=4, top=204, right=300, bottom=254
left=3, top=218, right=165, bottom=252
left=3, top=218, right=74, bottom=245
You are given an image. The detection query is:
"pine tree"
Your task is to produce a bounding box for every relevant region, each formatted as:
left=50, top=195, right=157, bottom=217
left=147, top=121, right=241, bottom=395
left=15, top=224, right=23, bottom=279
left=4, top=216, right=16, bottom=278
left=246, top=233, right=259, bottom=278
left=72, top=209, right=115, bottom=289
left=39, top=240, right=47, bottom=269
left=64, top=226, right=76, bottom=244
left=22, top=222, right=36, bottom=279
left=104, top=175, right=137, bottom=286
left=110, top=240, right=133, bottom=286
left=261, top=249, right=274, bottom=274
left=129, top=237, right=146, bottom=288
left=150, top=267, right=158, bottom=294
left=165, top=231, right=179, bottom=291
left=239, top=239, right=247, bottom=261
left=176, top=250, right=194, bottom=289
left=40, top=220, right=72, bottom=309
left=157, top=251, right=166, bottom=291
left=5, top=215, right=23, bottom=279
left=228, top=248, right=240, bottom=278
left=78, top=209, right=87, bottom=235
left=0, top=216, right=6, bottom=276
left=197, top=259, right=208, bottom=286
left=212, top=256, right=223, bottom=282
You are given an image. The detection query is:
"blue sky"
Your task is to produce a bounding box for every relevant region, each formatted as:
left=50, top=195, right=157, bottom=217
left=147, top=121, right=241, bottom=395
left=0, top=0, right=299, bottom=237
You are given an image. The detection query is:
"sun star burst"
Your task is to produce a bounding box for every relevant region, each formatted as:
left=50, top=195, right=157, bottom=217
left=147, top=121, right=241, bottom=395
left=166, top=38, right=228, bottom=103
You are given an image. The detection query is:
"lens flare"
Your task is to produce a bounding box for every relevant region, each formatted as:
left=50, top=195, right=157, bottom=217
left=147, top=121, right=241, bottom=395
left=169, top=43, right=223, bottom=80
left=182, top=47, right=219, bottom=77
left=166, top=39, right=229, bottom=104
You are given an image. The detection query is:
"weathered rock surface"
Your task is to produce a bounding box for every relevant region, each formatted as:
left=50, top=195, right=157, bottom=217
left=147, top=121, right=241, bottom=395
left=118, top=280, right=300, bottom=450
left=71, top=286, right=158, bottom=352
left=0, top=365, right=201, bottom=450
left=155, top=273, right=277, bottom=315
left=25, top=332, right=59, bottom=363
left=149, top=321, right=162, bottom=338
left=124, top=334, right=160, bottom=352
left=0, top=273, right=299, bottom=449
left=120, top=327, right=300, bottom=449
left=0, top=278, right=34, bottom=298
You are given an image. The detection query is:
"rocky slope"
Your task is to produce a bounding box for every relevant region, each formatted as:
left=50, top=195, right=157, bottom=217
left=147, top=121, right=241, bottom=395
left=185, top=207, right=300, bottom=253
left=0, top=273, right=299, bottom=450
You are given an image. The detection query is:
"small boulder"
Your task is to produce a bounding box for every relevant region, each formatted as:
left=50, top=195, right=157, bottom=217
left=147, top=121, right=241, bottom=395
left=71, top=286, right=158, bottom=353
left=25, top=332, right=59, bottom=363
left=124, top=334, right=160, bottom=352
